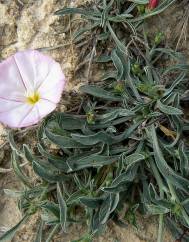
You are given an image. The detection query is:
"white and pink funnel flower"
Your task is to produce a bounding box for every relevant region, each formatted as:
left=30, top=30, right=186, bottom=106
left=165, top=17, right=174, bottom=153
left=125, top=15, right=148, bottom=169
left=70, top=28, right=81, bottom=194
left=0, top=50, right=66, bottom=128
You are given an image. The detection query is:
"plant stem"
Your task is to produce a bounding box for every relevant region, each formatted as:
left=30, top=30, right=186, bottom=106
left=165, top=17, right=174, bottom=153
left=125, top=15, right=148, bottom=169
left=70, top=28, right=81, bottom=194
left=46, top=224, right=60, bottom=242
left=168, top=182, right=189, bottom=226
left=157, top=214, right=164, bottom=242
left=149, top=157, right=167, bottom=196
left=149, top=157, right=166, bottom=242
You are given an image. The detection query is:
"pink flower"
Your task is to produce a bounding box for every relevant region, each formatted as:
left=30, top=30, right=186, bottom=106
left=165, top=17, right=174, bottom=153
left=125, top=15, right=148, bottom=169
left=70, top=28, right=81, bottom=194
left=0, top=50, right=66, bottom=128
left=148, top=0, right=159, bottom=9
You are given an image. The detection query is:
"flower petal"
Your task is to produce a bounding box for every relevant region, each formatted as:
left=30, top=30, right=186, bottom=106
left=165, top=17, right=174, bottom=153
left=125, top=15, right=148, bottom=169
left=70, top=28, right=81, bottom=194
left=33, top=51, right=60, bottom=89
left=17, top=100, right=56, bottom=128
left=40, top=80, right=65, bottom=104
left=0, top=98, right=23, bottom=114
left=0, top=101, right=32, bottom=128
left=14, top=50, right=66, bottom=94
left=37, top=62, right=66, bottom=103
left=0, top=99, right=56, bottom=128
left=13, top=50, right=38, bottom=91
left=17, top=105, right=40, bottom=128
left=35, top=99, right=56, bottom=120
left=0, top=56, right=27, bottom=101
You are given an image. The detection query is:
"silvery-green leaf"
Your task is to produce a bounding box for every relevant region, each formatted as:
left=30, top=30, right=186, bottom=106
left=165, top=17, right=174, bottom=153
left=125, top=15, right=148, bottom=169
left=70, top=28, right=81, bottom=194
left=80, top=197, right=104, bottom=208
left=123, top=153, right=145, bottom=167
left=80, top=85, right=123, bottom=101
left=57, top=113, right=86, bottom=130
left=45, top=128, right=87, bottom=148
left=0, top=215, right=29, bottom=242
left=146, top=204, right=170, bottom=215
left=67, top=153, right=119, bottom=171
left=40, top=201, right=60, bottom=218
left=37, top=144, right=69, bottom=172
left=57, top=183, right=67, bottom=231
left=11, top=151, right=32, bottom=187
left=150, top=125, right=189, bottom=192
left=33, top=159, right=69, bottom=183
left=34, top=220, right=44, bottom=242
left=55, top=7, right=101, bottom=18
left=67, top=190, right=86, bottom=205
left=4, top=189, right=24, bottom=198
left=157, top=100, right=183, bottom=115
left=111, top=49, right=124, bottom=80
left=45, top=225, right=60, bottom=242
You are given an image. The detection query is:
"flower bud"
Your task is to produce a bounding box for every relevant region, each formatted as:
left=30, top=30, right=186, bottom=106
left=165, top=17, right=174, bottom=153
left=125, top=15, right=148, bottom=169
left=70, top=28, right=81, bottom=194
left=87, top=111, right=95, bottom=124
left=114, top=81, right=125, bottom=93
left=131, top=63, right=142, bottom=76
left=137, top=5, right=145, bottom=14
left=154, top=32, right=164, bottom=45
left=148, top=0, right=159, bottom=9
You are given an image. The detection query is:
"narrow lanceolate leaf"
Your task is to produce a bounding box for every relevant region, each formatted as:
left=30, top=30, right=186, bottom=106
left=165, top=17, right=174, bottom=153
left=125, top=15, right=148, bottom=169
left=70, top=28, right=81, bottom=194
left=71, top=131, right=116, bottom=145
left=98, top=195, right=112, bottom=225
left=111, top=49, right=124, bottom=80
left=0, top=215, right=29, bottom=242
left=67, top=152, right=119, bottom=172
left=108, top=13, right=133, bottom=22
left=37, top=144, right=69, bottom=172
left=95, top=54, right=111, bottom=63
left=90, top=116, right=132, bottom=130
left=40, top=201, right=60, bottom=219
left=8, top=131, right=22, bottom=156
left=107, top=22, right=127, bottom=54
left=54, top=7, right=101, bottom=17
left=95, top=109, right=135, bottom=124
left=150, top=125, right=189, bottom=192
left=66, top=191, right=85, bottom=205
left=24, top=145, right=70, bottom=181
left=33, top=159, right=69, bottom=183
left=102, top=166, right=138, bottom=193
left=11, top=151, right=32, bottom=187
left=116, top=121, right=142, bottom=142
left=34, top=220, right=44, bottom=242
left=23, top=144, right=35, bottom=164
left=80, top=197, right=104, bottom=208
left=4, top=189, right=24, bottom=198
left=112, top=166, right=138, bottom=187
left=109, top=193, right=120, bottom=213
left=45, top=128, right=87, bottom=148
left=57, top=183, right=67, bottom=232
left=145, top=204, right=170, bottom=215
left=164, top=73, right=186, bottom=96
left=57, top=113, right=86, bottom=130
left=80, top=85, right=123, bottom=101
left=73, top=22, right=100, bottom=41
left=101, top=71, right=117, bottom=81
left=72, top=121, right=141, bottom=146
left=157, top=100, right=183, bottom=115
left=13, top=186, right=44, bottom=200
left=45, top=225, right=60, bottom=242
left=178, top=142, right=189, bottom=177
left=123, top=153, right=145, bottom=167
left=99, top=193, right=119, bottom=225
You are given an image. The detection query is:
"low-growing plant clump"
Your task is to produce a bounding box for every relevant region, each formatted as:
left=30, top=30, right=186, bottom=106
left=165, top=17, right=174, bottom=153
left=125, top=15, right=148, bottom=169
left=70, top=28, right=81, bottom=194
left=1, top=0, right=189, bottom=242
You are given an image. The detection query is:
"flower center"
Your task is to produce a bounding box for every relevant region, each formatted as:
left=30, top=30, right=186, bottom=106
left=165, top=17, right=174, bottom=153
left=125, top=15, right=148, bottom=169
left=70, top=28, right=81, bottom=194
left=26, top=92, right=40, bottom=105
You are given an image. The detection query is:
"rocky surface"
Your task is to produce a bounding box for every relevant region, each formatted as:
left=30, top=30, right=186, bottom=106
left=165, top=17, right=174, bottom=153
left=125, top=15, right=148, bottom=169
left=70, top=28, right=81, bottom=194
left=0, top=0, right=90, bottom=92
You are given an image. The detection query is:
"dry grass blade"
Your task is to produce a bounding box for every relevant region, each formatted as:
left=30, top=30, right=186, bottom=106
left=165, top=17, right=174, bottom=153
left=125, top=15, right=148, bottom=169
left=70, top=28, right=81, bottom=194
left=0, top=161, right=28, bottom=174
left=175, top=4, right=189, bottom=50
